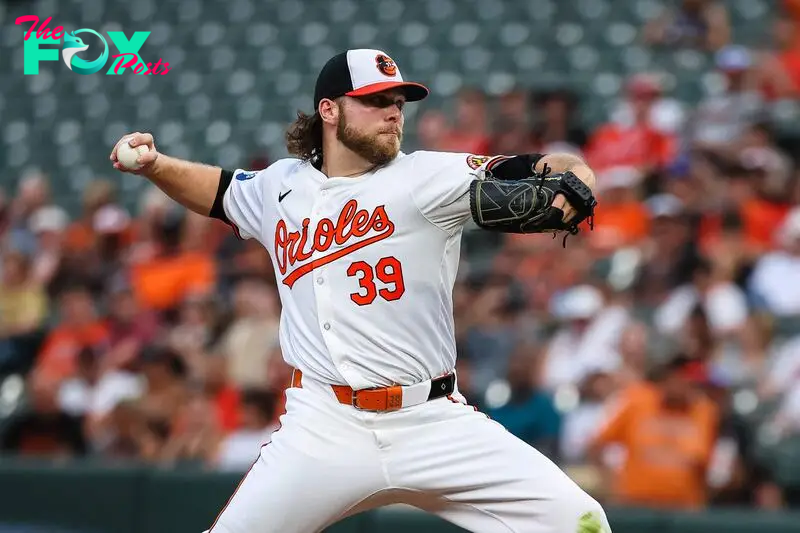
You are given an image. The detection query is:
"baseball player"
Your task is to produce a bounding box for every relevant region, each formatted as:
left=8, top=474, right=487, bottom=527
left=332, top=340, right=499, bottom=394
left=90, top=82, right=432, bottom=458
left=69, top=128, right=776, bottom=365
left=110, top=49, right=607, bottom=533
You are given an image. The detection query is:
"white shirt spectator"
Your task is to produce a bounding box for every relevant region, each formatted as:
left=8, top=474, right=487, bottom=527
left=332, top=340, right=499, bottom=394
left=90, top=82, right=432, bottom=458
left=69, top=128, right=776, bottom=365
left=542, top=286, right=628, bottom=391
left=215, top=424, right=279, bottom=472
left=749, top=252, right=800, bottom=316
left=654, top=282, right=748, bottom=336
left=58, top=371, right=144, bottom=417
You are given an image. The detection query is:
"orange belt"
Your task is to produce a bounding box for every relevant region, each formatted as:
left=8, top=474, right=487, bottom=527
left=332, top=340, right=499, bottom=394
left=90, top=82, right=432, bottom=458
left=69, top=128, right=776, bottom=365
left=290, top=369, right=456, bottom=412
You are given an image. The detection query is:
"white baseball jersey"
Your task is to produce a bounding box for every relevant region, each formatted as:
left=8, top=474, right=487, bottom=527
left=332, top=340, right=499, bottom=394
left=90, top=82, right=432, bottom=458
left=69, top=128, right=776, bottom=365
left=223, top=151, right=495, bottom=390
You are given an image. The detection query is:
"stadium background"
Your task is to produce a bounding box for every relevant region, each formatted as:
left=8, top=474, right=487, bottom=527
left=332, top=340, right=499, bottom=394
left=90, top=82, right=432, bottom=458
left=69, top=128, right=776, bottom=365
left=2, top=0, right=800, bottom=531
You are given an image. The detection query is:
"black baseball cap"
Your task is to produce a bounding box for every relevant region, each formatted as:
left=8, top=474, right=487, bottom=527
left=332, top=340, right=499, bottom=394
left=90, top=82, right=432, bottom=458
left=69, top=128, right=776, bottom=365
left=313, top=48, right=429, bottom=110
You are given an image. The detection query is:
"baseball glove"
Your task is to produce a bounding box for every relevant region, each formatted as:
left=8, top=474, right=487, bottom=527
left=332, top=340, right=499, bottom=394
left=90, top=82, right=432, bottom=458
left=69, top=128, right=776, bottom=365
left=469, top=162, right=597, bottom=244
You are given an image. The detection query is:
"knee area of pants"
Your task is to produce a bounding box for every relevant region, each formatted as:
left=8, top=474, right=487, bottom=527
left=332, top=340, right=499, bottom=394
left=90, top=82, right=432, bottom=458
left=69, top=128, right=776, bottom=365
left=550, top=487, right=610, bottom=532
left=573, top=495, right=610, bottom=533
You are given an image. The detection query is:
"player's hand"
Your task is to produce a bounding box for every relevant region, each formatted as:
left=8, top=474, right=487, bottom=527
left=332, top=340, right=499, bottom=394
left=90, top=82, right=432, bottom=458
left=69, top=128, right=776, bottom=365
left=552, top=169, right=595, bottom=223
left=552, top=194, right=577, bottom=223
left=109, top=132, right=159, bottom=175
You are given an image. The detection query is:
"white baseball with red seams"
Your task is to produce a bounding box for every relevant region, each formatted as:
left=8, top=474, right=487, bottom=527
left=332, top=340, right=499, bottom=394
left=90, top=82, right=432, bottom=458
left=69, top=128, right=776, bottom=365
left=204, top=49, right=611, bottom=533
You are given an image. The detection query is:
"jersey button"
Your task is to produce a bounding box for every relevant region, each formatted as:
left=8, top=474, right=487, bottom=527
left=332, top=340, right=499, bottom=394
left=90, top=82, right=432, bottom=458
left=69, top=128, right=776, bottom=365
left=323, top=322, right=331, bottom=330
left=316, top=278, right=324, bottom=285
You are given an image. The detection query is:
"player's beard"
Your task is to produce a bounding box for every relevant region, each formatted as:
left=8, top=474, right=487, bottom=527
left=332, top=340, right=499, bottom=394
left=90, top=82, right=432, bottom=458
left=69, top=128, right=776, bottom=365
left=336, top=114, right=402, bottom=166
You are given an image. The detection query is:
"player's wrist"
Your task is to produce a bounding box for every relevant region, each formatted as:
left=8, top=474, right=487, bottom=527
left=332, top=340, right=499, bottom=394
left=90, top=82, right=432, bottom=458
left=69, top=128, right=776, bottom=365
left=142, top=152, right=174, bottom=182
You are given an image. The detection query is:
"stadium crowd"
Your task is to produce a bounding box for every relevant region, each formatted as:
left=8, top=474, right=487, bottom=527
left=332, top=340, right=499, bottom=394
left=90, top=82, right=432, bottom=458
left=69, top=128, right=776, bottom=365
left=1, top=0, right=800, bottom=515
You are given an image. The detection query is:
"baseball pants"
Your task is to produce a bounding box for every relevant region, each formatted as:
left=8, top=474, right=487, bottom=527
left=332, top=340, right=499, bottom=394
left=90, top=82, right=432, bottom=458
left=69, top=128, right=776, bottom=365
left=204, top=372, right=611, bottom=533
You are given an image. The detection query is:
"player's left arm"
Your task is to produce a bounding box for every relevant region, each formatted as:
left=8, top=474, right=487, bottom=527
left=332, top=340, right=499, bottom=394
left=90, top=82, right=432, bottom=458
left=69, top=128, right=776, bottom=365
left=469, top=152, right=598, bottom=237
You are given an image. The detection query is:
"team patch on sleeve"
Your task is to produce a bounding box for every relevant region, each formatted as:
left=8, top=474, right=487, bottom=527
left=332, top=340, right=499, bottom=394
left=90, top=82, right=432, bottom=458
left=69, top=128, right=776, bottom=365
left=466, top=155, right=491, bottom=170
left=235, top=170, right=258, bottom=181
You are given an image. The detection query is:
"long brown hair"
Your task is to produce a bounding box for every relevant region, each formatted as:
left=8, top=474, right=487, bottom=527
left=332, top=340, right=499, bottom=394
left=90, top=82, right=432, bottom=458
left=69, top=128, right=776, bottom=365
left=285, top=110, right=322, bottom=162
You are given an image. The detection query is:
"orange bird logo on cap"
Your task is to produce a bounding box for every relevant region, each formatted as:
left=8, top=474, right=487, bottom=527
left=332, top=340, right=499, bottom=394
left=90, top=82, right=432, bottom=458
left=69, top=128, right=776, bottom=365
left=375, top=54, right=397, bottom=77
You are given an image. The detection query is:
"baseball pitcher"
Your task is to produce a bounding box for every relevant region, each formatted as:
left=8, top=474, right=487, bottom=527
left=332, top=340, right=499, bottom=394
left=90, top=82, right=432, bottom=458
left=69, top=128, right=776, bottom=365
left=111, top=49, right=607, bottom=533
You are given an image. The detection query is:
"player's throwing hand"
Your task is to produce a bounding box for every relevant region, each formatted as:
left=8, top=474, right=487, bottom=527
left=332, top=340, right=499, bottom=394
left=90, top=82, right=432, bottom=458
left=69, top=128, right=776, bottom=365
left=109, top=132, right=159, bottom=175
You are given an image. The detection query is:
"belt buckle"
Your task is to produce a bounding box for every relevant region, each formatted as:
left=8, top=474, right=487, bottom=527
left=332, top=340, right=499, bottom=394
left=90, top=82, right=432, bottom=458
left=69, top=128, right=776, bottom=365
left=351, top=389, right=363, bottom=410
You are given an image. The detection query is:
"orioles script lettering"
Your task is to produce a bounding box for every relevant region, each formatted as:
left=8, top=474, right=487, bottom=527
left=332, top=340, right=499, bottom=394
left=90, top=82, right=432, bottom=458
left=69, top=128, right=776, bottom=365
left=276, top=200, right=395, bottom=287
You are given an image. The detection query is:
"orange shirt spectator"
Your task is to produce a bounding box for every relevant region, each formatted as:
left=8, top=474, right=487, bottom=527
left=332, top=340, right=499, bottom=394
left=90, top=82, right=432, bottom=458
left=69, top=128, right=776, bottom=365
left=213, top=385, right=242, bottom=434
left=591, top=373, right=718, bottom=509
left=700, top=200, right=790, bottom=253
left=585, top=124, right=676, bottom=175
left=585, top=75, right=677, bottom=174
left=759, top=12, right=800, bottom=101
left=130, top=251, right=216, bottom=312
left=589, top=169, right=651, bottom=250
left=35, top=287, right=109, bottom=382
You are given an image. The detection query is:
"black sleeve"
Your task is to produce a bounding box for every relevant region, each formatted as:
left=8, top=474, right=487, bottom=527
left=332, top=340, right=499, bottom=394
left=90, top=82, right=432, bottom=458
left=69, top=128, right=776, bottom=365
left=484, top=153, right=545, bottom=180
left=209, top=169, right=234, bottom=223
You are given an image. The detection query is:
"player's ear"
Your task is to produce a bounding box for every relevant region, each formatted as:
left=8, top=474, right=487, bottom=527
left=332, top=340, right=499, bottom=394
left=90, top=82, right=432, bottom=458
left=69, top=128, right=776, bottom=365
left=318, top=98, right=339, bottom=125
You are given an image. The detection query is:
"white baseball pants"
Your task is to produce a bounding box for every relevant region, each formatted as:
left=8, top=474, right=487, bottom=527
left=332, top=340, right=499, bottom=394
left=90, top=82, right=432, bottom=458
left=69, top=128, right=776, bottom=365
left=205, top=373, right=611, bottom=533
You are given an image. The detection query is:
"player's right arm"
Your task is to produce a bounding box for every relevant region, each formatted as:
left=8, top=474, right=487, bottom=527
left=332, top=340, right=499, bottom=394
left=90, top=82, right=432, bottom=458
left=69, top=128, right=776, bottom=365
left=110, top=132, right=266, bottom=240
left=110, top=132, right=221, bottom=217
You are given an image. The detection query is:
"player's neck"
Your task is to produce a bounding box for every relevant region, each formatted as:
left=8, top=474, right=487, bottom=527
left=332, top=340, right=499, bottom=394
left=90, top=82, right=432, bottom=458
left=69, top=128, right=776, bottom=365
left=319, top=142, right=376, bottom=178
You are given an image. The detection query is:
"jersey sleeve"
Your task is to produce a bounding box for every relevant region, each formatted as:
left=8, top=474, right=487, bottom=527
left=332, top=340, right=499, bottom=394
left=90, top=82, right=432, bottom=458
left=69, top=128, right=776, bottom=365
left=409, top=151, right=505, bottom=234
left=222, top=168, right=268, bottom=241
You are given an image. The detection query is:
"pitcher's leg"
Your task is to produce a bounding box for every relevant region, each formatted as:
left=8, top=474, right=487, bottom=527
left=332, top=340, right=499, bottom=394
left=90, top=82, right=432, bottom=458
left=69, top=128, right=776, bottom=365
left=206, top=388, right=388, bottom=533
left=389, top=398, right=611, bottom=533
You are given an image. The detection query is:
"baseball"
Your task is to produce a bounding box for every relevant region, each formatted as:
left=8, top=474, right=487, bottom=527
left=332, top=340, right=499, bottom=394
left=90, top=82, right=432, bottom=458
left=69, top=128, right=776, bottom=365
left=116, top=140, right=149, bottom=170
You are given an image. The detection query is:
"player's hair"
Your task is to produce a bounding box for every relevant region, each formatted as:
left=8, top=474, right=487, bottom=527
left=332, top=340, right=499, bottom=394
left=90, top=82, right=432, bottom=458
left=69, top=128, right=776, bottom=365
left=285, top=110, right=322, bottom=162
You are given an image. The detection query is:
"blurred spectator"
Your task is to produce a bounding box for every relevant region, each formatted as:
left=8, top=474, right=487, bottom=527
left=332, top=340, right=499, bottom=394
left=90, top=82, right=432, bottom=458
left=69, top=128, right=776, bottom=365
left=215, top=235, right=276, bottom=301
left=91, top=205, right=134, bottom=290
left=438, top=88, right=492, bottom=154
left=167, top=292, right=220, bottom=380
left=215, top=278, right=280, bottom=390
left=202, top=354, right=242, bottom=435
left=28, top=205, right=68, bottom=289
left=749, top=206, right=800, bottom=316
left=690, top=46, right=763, bottom=158
left=63, top=179, right=117, bottom=257
left=416, top=109, right=450, bottom=151
left=7, top=170, right=51, bottom=257
left=0, top=373, right=87, bottom=458
left=590, top=168, right=650, bottom=251
left=561, top=371, right=617, bottom=464
left=490, top=117, right=538, bottom=155
left=214, top=388, right=279, bottom=472
left=0, top=250, right=48, bottom=376
left=654, top=256, right=748, bottom=341
left=100, top=399, right=163, bottom=461
left=705, top=372, right=783, bottom=508
left=459, top=275, right=525, bottom=393
left=160, top=387, right=222, bottom=467
left=584, top=74, right=677, bottom=179
left=633, top=194, right=699, bottom=307
left=58, top=346, right=143, bottom=440
left=34, top=285, right=109, bottom=383
left=129, top=207, right=216, bottom=314
left=697, top=160, right=790, bottom=274
left=486, top=346, right=561, bottom=460
left=589, top=355, right=719, bottom=509
left=757, top=6, right=800, bottom=101
left=134, top=346, right=188, bottom=443
left=541, top=285, right=627, bottom=392
left=102, top=283, right=160, bottom=373
left=643, top=0, right=730, bottom=51
left=613, top=322, right=650, bottom=389
left=530, top=88, right=587, bottom=153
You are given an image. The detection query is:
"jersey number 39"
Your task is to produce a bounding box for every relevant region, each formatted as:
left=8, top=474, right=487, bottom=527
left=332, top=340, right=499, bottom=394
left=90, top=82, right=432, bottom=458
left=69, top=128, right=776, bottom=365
left=346, top=256, right=405, bottom=306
